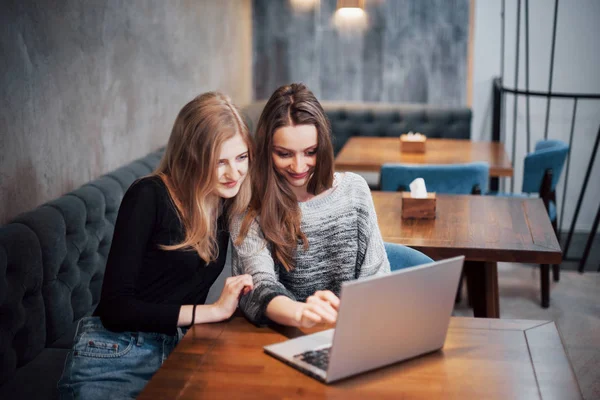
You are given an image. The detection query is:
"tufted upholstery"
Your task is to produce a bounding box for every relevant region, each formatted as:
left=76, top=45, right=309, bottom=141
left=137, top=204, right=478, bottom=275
left=0, top=148, right=165, bottom=397
left=0, top=224, right=45, bottom=386
left=241, top=101, right=472, bottom=154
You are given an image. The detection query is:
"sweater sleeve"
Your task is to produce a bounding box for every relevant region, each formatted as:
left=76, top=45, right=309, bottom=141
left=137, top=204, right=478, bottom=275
left=98, top=179, right=181, bottom=334
left=230, top=215, right=296, bottom=326
left=354, top=176, right=391, bottom=278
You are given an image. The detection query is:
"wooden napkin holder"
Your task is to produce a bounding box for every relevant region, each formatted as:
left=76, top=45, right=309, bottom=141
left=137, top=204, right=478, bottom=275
left=401, top=192, right=436, bottom=219
left=399, top=134, right=427, bottom=153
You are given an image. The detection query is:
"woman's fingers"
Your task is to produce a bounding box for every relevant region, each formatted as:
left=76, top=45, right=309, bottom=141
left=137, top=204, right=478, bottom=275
left=305, top=301, right=337, bottom=324
left=315, top=290, right=340, bottom=310
left=224, top=275, right=254, bottom=294
left=230, top=280, right=250, bottom=296
left=239, top=274, right=254, bottom=290
left=307, top=296, right=338, bottom=321
left=301, top=308, right=322, bottom=326
left=219, top=281, right=244, bottom=304
left=307, top=301, right=337, bottom=322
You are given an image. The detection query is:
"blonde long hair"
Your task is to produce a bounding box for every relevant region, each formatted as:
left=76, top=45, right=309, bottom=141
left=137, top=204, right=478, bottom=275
left=236, top=83, right=334, bottom=271
left=154, top=92, right=252, bottom=263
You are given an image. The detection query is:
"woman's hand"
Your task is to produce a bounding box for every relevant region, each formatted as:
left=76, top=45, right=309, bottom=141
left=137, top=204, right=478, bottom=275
left=294, top=290, right=341, bottom=328
left=213, top=274, right=254, bottom=320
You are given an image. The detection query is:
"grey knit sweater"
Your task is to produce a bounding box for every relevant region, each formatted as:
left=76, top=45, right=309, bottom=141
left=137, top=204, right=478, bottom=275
left=231, top=172, right=391, bottom=325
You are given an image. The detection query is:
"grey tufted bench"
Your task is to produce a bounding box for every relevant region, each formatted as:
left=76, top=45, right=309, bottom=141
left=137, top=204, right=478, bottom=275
left=0, top=149, right=164, bottom=399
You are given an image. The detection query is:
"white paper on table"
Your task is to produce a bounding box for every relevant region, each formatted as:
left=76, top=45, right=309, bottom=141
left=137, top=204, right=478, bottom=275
left=403, top=132, right=425, bottom=141
left=409, top=177, right=428, bottom=198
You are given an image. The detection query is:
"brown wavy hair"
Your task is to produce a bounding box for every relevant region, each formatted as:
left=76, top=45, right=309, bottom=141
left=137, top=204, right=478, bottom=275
left=154, top=92, right=252, bottom=263
left=236, top=83, right=334, bottom=271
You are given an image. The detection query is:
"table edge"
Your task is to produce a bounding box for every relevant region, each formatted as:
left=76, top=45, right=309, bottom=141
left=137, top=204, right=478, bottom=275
left=525, top=321, right=584, bottom=400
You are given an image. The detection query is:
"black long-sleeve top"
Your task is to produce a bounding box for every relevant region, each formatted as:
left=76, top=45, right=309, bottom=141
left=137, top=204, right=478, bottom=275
left=94, top=176, right=229, bottom=335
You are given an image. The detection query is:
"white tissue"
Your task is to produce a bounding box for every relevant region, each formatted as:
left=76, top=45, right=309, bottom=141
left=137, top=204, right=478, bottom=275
left=409, top=178, right=428, bottom=198
left=404, top=131, right=425, bottom=141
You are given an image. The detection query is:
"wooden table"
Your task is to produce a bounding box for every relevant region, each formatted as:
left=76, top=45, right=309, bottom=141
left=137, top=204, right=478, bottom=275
left=373, top=193, right=562, bottom=316
left=335, top=137, right=513, bottom=178
left=139, top=317, right=582, bottom=399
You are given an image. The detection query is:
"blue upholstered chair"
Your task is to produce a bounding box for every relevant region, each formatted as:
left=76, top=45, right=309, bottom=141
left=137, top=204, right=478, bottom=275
left=486, top=140, right=568, bottom=308
left=384, top=242, right=433, bottom=271
left=491, top=140, right=568, bottom=221
left=380, top=162, right=490, bottom=195
left=490, top=140, right=569, bottom=284
left=521, top=140, right=569, bottom=227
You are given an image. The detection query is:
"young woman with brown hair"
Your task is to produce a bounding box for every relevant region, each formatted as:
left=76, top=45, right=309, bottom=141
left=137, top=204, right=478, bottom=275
left=58, top=92, right=254, bottom=400
left=232, top=83, right=390, bottom=329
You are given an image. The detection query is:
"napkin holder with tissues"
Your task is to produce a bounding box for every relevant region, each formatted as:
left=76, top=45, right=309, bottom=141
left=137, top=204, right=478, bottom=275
left=402, top=178, right=436, bottom=219
left=400, top=131, right=426, bottom=153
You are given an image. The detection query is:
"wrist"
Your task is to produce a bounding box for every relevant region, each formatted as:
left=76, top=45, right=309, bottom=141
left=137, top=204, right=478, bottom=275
left=210, top=303, right=230, bottom=322
left=292, top=302, right=305, bottom=327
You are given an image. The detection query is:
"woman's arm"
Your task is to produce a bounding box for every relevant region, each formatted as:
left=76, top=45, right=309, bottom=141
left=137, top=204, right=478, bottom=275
left=177, top=275, right=254, bottom=326
left=100, top=179, right=253, bottom=333
left=99, top=179, right=184, bottom=333
left=354, top=177, right=391, bottom=278
left=230, top=216, right=296, bottom=325
left=266, top=291, right=340, bottom=328
left=231, top=216, right=343, bottom=327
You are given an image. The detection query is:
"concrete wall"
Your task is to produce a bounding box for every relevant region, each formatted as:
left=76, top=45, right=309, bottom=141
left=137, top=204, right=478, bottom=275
left=472, top=0, right=600, bottom=231
left=253, top=0, right=469, bottom=105
left=0, top=0, right=252, bottom=224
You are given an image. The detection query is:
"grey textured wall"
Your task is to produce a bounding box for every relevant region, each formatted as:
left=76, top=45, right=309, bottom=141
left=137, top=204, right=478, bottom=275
left=253, top=0, right=469, bottom=104
left=0, top=0, right=252, bottom=224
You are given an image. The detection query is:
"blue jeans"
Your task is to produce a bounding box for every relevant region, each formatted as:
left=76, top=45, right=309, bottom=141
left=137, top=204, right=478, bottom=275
left=57, top=316, right=185, bottom=400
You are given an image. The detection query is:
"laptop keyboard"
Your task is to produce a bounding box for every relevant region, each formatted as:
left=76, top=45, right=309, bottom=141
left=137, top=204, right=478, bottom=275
left=294, top=346, right=331, bottom=371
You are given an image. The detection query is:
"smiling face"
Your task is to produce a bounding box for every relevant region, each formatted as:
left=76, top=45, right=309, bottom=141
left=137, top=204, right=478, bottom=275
left=214, top=132, right=250, bottom=199
left=272, top=124, right=318, bottom=197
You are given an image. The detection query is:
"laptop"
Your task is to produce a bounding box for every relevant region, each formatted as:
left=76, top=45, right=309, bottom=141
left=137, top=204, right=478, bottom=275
left=263, top=256, right=465, bottom=383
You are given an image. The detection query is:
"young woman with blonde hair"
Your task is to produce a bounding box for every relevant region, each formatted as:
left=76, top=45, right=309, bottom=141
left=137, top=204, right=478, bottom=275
left=58, top=92, right=254, bottom=400
left=232, top=83, right=390, bottom=329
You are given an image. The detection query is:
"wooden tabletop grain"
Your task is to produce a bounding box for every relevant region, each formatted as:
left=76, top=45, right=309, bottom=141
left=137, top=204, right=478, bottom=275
left=373, top=192, right=562, bottom=264
left=139, top=317, right=582, bottom=399
left=335, top=137, right=514, bottom=177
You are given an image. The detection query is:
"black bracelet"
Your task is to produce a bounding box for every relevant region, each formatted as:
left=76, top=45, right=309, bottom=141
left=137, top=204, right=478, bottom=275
left=189, top=304, right=197, bottom=328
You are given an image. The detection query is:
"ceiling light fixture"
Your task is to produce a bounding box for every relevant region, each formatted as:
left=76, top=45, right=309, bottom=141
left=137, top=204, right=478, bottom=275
left=334, top=0, right=367, bottom=31
left=336, top=0, right=365, bottom=14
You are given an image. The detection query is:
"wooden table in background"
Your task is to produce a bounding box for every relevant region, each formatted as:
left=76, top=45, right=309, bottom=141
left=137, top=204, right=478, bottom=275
left=373, top=193, right=563, bottom=316
left=335, top=137, right=514, bottom=178
left=139, top=317, right=582, bottom=399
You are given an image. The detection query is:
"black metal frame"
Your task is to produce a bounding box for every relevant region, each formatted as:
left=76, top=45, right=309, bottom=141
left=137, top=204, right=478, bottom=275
left=492, top=0, right=600, bottom=273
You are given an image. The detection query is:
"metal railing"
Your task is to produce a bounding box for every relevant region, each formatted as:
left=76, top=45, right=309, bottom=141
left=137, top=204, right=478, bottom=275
left=491, top=0, right=600, bottom=272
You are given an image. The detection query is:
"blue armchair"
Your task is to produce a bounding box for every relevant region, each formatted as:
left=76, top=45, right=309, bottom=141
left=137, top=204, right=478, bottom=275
left=384, top=242, right=433, bottom=271
left=492, top=140, right=568, bottom=223
left=380, top=162, right=490, bottom=195
left=491, top=139, right=569, bottom=284
left=521, top=140, right=569, bottom=226
left=486, top=140, right=568, bottom=308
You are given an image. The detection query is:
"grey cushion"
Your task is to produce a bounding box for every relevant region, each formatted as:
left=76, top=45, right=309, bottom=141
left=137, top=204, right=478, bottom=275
left=87, top=176, right=126, bottom=226
left=13, top=195, right=106, bottom=348
left=10, top=150, right=165, bottom=349
left=0, top=223, right=46, bottom=385
left=48, top=326, right=78, bottom=349
left=0, top=348, right=68, bottom=400
left=107, top=161, right=153, bottom=191
left=0, top=148, right=165, bottom=391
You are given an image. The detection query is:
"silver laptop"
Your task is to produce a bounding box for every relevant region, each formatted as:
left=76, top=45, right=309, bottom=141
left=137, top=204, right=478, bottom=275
left=263, top=256, right=465, bottom=383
